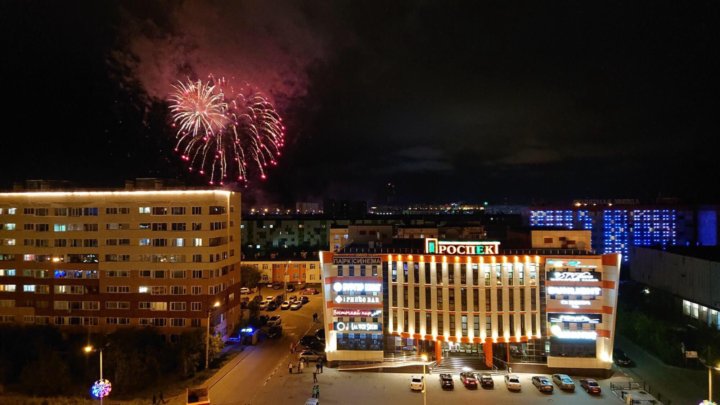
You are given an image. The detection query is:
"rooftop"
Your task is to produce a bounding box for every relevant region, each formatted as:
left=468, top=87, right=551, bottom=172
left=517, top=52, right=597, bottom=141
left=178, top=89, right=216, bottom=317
left=640, top=246, right=720, bottom=262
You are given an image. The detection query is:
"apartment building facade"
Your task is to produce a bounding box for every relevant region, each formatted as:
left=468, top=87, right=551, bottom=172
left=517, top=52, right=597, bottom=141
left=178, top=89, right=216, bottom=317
left=0, top=189, right=241, bottom=337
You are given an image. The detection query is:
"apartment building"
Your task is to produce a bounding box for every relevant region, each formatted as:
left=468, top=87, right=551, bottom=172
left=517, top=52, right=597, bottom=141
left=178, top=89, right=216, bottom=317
left=0, top=188, right=241, bottom=337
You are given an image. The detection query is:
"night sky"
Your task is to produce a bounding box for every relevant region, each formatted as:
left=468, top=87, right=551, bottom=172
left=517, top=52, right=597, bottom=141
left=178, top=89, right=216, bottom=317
left=2, top=1, right=719, bottom=205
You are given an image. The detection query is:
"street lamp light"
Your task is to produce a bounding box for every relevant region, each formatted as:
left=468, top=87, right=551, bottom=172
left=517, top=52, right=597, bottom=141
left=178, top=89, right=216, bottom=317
left=205, top=301, right=221, bottom=370
left=421, top=353, right=428, bottom=405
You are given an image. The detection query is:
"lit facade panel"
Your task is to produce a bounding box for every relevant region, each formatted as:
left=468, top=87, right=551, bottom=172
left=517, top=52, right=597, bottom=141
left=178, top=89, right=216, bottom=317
left=0, top=190, right=242, bottom=335
left=320, top=243, right=622, bottom=372
left=531, top=207, right=689, bottom=262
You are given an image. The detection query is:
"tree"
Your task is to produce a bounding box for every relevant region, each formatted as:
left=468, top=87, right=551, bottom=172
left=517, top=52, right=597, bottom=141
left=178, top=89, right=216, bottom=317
left=240, top=265, right=262, bottom=290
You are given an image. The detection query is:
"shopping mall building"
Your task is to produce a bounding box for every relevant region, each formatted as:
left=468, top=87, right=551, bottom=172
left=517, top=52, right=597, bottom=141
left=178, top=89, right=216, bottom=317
left=319, top=238, right=622, bottom=373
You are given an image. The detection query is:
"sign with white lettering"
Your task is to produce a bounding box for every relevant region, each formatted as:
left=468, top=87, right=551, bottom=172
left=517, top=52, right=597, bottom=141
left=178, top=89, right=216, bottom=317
left=548, top=271, right=599, bottom=282
left=547, top=286, right=602, bottom=296
left=332, top=282, right=382, bottom=293
left=334, top=321, right=382, bottom=332
left=334, top=295, right=381, bottom=304
left=548, top=313, right=601, bottom=324
left=550, top=324, right=597, bottom=340
left=333, top=256, right=382, bottom=265
left=560, top=299, right=592, bottom=308
left=333, top=309, right=382, bottom=317
left=425, top=238, right=500, bottom=255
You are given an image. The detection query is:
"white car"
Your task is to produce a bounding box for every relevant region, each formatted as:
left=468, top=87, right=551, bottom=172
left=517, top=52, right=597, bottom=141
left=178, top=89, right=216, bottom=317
left=280, top=301, right=291, bottom=310
left=298, top=349, right=325, bottom=362
left=504, top=374, right=521, bottom=391
left=410, top=375, right=424, bottom=391
left=267, top=315, right=281, bottom=327
left=290, top=301, right=303, bottom=310
left=240, top=287, right=250, bottom=294
left=265, top=296, right=274, bottom=302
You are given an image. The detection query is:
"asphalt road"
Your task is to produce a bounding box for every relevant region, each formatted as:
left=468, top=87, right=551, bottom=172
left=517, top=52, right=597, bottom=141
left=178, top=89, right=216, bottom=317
left=207, top=288, right=324, bottom=405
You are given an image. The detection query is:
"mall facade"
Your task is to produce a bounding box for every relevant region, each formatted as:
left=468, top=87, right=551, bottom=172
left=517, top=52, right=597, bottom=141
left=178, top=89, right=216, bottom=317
left=320, top=239, right=622, bottom=372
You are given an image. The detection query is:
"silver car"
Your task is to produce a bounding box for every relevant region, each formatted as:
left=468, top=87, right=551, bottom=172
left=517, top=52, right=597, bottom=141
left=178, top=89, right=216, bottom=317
left=552, top=374, right=575, bottom=391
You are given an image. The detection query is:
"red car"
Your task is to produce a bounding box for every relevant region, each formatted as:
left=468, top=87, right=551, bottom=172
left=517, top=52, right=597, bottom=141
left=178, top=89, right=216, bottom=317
left=301, top=288, right=319, bottom=295
left=579, top=378, right=602, bottom=395
left=460, top=372, right=478, bottom=389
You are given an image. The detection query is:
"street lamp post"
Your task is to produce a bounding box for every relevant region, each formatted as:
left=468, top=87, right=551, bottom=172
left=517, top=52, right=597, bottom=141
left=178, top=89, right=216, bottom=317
left=283, top=260, right=291, bottom=301
left=84, top=345, right=107, bottom=404
left=205, top=301, right=221, bottom=370
left=421, top=353, right=428, bottom=405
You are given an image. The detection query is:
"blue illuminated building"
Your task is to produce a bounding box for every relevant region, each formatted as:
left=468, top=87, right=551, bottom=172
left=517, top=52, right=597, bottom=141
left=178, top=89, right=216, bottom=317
left=530, top=205, right=702, bottom=262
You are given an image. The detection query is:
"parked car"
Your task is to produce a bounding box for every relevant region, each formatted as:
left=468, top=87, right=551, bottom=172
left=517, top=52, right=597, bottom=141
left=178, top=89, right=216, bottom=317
left=410, top=375, right=424, bottom=391
left=479, top=373, right=494, bottom=388
left=459, top=372, right=478, bottom=389
left=280, top=301, right=291, bottom=310
left=301, top=288, right=319, bottom=295
left=265, top=296, right=274, bottom=302
left=258, top=301, right=269, bottom=310
left=504, top=374, right=521, bottom=391
left=299, top=335, right=326, bottom=351
left=532, top=376, right=554, bottom=393
left=266, top=301, right=278, bottom=311
left=289, top=295, right=298, bottom=302
left=286, top=284, right=296, bottom=292
left=267, top=315, right=282, bottom=327
left=552, top=374, right=575, bottom=391
left=304, top=398, right=319, bottom=405
left=290, top=301, right=303, bottom=310
left=298, top=349, right=325, bottom=362
left=301, top=296, right=310, bottom=304
left=439, top=373, right=454, bottom=389
left=267, top=325, right=283, bottom=339
left=614, top=349, right=634, bottom=367
left=272, top=283, right=282, bottom=290
left=314, top=328, right=325, bottom=341
left=579, top=378, right=602, bottom=395
left=240, top=287, right=250, bottom=294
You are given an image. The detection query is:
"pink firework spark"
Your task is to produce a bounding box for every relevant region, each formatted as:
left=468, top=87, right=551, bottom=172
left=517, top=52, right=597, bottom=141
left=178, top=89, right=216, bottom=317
left=169, top=76, right=285, bottom=184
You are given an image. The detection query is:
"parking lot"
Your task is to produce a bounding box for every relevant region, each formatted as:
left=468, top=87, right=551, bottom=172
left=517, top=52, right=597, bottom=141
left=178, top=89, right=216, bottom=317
left=251, top=367, right=631, bottom=405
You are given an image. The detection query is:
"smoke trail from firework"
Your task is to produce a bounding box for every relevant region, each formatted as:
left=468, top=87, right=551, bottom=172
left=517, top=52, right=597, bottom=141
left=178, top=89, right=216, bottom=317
left=169, top=77, right=285, bottom=185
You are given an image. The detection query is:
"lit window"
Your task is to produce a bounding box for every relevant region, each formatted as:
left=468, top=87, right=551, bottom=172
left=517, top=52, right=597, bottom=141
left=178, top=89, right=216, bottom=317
left=139, top=207, right=151, bottom=214
left=139, top=286, right=148, bottom=293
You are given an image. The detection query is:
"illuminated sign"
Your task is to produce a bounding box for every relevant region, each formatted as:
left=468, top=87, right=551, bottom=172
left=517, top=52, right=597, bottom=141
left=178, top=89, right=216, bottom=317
left=333, top=309, right=382, bottom=317
left=333, top=256, right=382, bottom=265
left=332, top=282, right=382, bottom=293
left=547, top=259, right=598, bottom=269
left=335, top=295, right=380, bottom=304
left=550, top=325, right=597, bottom=340
left=334, top=321, right=382, bottom=332
left=549, top=314, right=601, bottom=324
left=547, top=286, right=602, bottom=296
left=425, top=238, right=500, bottom=255
left=560, top=299, right=592, bottom=308
left=549, top=271, right=599, bottom=282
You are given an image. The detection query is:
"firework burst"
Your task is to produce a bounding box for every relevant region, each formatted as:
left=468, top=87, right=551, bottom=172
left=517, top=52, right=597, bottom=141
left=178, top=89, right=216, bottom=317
left=169, top=76, right=285, bottom=185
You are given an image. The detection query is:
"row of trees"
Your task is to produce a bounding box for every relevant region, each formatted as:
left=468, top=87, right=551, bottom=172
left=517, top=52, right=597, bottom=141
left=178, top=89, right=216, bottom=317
left=0, top=325, right=221, bottom=397
left=0, top=267, right=265, bottom=398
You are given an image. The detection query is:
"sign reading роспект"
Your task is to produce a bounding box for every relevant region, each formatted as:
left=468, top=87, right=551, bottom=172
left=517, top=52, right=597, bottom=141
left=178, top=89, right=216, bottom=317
left=425, top=238, right=500, bottom=255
